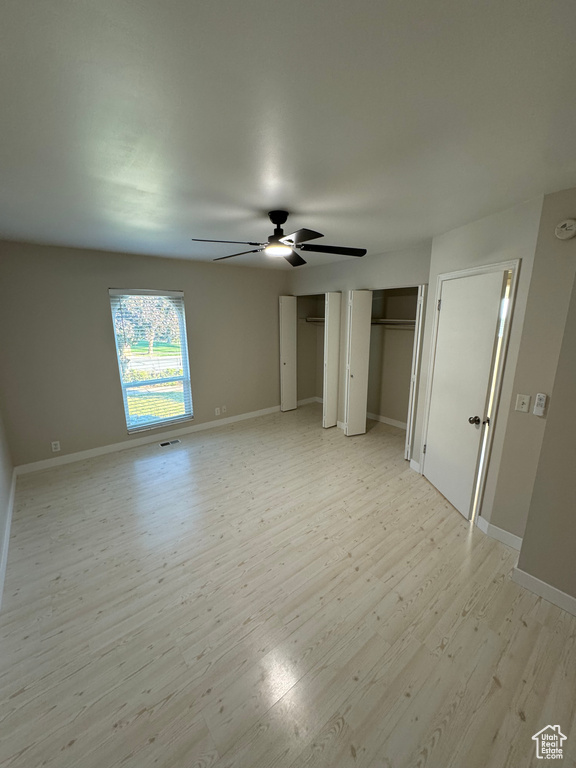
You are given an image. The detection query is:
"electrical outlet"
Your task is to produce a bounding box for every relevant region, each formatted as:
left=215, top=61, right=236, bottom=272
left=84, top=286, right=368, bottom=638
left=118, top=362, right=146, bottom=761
left=215, top=407, right=220, bottom=416
left=515, top=394, right=530, bottom=413
left=222, top=405, right=227, bottom=414
left=51, top=441, right=61, bottom=452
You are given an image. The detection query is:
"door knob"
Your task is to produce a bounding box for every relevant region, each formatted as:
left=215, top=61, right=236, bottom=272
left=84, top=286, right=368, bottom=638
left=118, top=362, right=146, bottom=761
left=468, top=415, right=481, bottom=425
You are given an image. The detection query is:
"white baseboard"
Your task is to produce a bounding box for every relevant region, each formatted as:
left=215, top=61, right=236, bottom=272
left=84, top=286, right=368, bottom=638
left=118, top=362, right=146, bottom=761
left=475, top=515, right=490, bottom=535
left=367, top=413, right=407, bottom=430
left=16, top=406, right=281, bottom=475
left=409, top=459, right=421, bottom=473
left=475, top=515, right=522, bottom=551
left=297, top=397, right=323, bottom=406
left=512, top=566, right=576, bottom=617
left=0, top=468, right=17, bottom=612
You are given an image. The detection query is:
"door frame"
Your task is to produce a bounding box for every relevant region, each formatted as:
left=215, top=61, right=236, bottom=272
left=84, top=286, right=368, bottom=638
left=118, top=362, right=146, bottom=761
left=420, top=259, right=520, bottom=519
left=405, top=284, right=427, bottom=461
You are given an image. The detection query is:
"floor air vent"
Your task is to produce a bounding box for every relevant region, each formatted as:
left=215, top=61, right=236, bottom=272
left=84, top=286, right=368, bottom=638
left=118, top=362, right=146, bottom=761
left=159, top=439, right=181, bottom=447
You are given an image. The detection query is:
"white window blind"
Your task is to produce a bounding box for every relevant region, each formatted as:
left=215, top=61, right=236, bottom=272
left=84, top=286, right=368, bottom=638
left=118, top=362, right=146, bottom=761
left=109, top=289, right=194, bottom=433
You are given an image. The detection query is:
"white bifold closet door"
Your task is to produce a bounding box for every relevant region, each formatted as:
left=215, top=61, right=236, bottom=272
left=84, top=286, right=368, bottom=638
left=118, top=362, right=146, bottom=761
left=322, top=292, right=341, bottom=428
left=344, top=290, right=373, bottom=436
left=279, top=296, right=297, bottom=411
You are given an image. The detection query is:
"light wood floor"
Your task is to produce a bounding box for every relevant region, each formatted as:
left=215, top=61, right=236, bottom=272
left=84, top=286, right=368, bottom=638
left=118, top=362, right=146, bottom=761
left=1, top=405, right=575, bottom=768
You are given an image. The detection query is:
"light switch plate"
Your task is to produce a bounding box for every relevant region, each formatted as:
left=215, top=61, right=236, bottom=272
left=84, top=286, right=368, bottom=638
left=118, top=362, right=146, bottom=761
left=515, top=394, right=530, bottom=413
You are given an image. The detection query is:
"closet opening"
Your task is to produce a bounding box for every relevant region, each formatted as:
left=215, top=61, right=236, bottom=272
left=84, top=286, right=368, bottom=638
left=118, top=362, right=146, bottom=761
left=297, top=294, right=325, bottom=412
left=279, top=293, right=340, bottom=424
left=367, top=286, right=424, bottom=459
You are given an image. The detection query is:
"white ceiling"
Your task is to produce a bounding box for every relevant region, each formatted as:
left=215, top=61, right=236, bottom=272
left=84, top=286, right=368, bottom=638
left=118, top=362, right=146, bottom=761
left=1, top=1, right=576, bottom=269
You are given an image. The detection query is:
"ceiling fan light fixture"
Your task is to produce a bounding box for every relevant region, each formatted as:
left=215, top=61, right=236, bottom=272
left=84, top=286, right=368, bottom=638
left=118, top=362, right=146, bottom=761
left=194, top=210, right=365, bottom=267
left=264, top=242, right=292, bottom=257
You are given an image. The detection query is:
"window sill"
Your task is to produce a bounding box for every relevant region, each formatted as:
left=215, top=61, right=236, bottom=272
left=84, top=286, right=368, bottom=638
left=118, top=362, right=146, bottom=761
left=127, top=415, right=194, bottom=435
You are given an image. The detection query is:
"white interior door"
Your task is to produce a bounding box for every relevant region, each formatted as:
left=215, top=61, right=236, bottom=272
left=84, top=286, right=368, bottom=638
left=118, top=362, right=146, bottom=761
left=344, top=290, right=373, bottom=436
left=423, top=271, right=505, bottom=518
left=323, top=292, right=341, bottom=428
left=279, top=295, right=297, bottom=411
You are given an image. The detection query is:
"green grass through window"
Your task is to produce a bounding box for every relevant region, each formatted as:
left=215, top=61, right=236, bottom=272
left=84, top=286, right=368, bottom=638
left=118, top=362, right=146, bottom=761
left=127, top=342, right=182, bottom=357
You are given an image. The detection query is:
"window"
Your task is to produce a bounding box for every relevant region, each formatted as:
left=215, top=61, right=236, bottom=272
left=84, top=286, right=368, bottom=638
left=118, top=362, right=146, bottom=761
left=109, top=289, right=193, bottom=433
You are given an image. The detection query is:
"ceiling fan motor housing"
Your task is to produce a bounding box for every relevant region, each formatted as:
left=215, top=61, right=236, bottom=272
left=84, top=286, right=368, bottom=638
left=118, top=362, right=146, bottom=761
left=268, top=210, right=289, bottom=227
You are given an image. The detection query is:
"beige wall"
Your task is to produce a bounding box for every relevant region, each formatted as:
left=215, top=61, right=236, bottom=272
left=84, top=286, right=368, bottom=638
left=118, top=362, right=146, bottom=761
left=289, top=244, right=431, bottom=297
left=413, top=197, right=544, bottom=536
left=517, top=272, right=576, bottom=598
left=0, top=241, right=289, bottom=465
left=488, top=188, right=576, bottom=536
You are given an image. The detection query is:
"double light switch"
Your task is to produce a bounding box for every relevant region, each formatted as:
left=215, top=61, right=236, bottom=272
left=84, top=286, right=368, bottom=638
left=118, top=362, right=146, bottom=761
left=515, top=393, right=547, bottom=416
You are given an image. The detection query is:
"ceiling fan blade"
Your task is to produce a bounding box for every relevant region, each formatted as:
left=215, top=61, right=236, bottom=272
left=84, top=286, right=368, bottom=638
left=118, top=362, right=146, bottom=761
left=280, top=228, right=323, bottom=245
left=284, top=250, right=307, bottom=267
left=213, top=249, right=262, bottom=261
left=193, top=238, right=263, bottom=246
left=299, top=243, right=366, bottom=257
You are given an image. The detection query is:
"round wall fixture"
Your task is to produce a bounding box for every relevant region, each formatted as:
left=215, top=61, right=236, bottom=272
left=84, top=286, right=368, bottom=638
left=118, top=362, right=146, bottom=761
left=554, top=219, right=576, bottom=240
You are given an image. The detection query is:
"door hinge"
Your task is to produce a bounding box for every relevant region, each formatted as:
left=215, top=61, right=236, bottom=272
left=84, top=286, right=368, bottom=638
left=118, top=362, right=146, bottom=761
left=423, top=444, right=427, bottom=454
left=437, top=299, right=442, bottom=311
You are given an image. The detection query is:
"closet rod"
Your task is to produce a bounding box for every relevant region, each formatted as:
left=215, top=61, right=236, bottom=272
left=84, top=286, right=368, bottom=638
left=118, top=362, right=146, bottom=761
left=305, top=316, right=416, bottom=326
left=371, top=318, right=416, bottom=326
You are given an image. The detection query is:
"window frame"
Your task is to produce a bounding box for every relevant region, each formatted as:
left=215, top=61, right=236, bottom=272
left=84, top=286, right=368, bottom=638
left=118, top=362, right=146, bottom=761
left=109, top=288, right=194, bottom=434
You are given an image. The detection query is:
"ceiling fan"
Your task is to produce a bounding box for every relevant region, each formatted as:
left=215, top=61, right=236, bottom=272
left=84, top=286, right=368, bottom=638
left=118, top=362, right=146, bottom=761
left=192, top=210, right=367, bottom=267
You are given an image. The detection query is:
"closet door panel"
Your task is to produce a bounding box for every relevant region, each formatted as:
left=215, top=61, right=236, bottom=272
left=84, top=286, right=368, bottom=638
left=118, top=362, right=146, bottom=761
left=279, top=296, right=297, bottom=411
left=323, top=292, right=341, bottom=428
left=344, top=290, right=372, bottom=436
